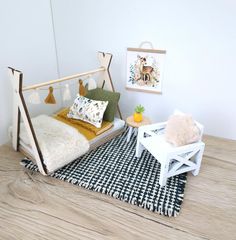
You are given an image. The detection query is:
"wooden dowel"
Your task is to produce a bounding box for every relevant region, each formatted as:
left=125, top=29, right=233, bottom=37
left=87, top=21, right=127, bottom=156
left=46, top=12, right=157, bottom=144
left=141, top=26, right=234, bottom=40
left=22, top=67, right=105, bottom=91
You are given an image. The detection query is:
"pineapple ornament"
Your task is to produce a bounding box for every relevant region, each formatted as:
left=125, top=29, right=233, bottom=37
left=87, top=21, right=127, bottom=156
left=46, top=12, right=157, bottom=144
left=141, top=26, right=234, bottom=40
left=133, top=104, right=145, bottom=122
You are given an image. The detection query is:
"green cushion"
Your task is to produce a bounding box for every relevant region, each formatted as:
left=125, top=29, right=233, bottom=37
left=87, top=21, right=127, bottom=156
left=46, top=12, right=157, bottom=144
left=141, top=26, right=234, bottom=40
left=85, top=88, right=120, bottom=122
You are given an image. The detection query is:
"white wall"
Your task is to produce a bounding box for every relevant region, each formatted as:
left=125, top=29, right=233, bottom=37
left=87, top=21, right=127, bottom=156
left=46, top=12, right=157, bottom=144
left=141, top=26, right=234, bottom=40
left=0, top=0, right=235, bottom=144
left=51, top=0, right=236, bottom=140
left=0, top=0, right=60, bottom=145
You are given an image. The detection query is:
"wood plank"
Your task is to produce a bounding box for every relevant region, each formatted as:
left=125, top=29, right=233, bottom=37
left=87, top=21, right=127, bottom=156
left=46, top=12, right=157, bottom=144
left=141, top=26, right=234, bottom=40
left=0, top=169, right=203, bottom=240
left=127, top=48, right=166, bottom=54
left=203, top=134, right=236, bottom=164
left=0, top=135, right=236, bottom=240
left=22, top=67, right=105, bottom=92
left=8, top=68, right=21, bottom=151
left=10, top=70, right=47, bottom=175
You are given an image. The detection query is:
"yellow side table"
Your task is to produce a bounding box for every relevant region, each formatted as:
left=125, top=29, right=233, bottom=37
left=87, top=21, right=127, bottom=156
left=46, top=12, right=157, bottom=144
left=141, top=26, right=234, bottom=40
left=126, top=116, right=151, bottom=142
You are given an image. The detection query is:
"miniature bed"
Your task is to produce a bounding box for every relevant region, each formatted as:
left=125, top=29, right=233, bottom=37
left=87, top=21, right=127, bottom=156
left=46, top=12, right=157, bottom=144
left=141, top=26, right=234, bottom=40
left=9, top=52, right=124, bottom=175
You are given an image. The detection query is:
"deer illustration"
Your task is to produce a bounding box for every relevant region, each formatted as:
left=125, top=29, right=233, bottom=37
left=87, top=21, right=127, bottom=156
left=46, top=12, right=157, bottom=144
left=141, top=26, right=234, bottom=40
left=137, top=55, right=153, bottom=82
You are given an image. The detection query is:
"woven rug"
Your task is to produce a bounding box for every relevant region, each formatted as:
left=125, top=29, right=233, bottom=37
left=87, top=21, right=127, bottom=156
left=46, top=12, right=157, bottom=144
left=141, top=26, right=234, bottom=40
left=21, top=128, right=187, bottom=217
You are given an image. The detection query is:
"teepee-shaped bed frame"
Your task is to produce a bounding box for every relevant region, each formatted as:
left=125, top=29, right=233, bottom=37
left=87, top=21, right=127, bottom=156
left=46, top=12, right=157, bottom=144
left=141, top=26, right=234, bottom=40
left=9, top=52, right=122, bottom=175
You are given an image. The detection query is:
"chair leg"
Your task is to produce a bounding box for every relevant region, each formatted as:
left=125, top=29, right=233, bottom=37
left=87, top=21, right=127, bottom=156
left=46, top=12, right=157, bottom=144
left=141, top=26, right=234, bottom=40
left=135, top=140, right=144, bottom=158
left=159, top=160, right=169, bottom=187
left=127, top=126, right=133, bottom=142
left=191, top=144, right=205, bottom=176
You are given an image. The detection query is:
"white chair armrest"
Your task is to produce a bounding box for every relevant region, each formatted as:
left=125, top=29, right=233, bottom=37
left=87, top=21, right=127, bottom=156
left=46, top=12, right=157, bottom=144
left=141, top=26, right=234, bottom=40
left=169, top=141, right=205, bottom=154
left=137, top=121, right=167, bottom=141
left=139, top=121, right=167, bottom=132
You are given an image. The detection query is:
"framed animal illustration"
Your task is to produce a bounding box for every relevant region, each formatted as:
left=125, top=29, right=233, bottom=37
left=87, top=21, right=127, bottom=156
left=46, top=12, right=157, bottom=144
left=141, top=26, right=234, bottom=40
left=126, top=47, right=166, bottom=94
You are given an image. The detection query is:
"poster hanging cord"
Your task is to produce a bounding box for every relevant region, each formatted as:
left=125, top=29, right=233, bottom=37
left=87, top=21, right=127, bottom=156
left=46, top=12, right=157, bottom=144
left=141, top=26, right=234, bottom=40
left=139, top=41, right=154, bottom=49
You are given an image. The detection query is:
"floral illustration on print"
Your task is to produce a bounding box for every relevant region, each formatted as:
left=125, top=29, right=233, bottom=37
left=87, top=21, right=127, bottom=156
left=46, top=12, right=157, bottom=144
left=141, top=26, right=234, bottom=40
left=129, top=54, right=160, bottom=87
left=67, top=96, right=108, bottom=128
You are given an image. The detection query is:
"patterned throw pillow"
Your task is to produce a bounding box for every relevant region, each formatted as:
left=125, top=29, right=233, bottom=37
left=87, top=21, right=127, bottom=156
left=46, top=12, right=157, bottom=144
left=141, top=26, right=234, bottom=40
left=67, top=95, right=108, bottom=128
left=85, top=88, right=120, bottom=122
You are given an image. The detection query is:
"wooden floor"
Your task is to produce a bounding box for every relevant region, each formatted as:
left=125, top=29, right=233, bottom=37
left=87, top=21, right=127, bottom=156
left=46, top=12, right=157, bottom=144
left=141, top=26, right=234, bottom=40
left=0, top=135, right=235, bottom=240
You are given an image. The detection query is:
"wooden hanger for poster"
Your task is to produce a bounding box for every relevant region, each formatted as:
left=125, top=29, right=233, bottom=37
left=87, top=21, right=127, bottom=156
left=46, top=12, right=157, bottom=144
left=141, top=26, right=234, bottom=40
left=139, top=41, right=154, bottom=49
left=9, top=52, right=122, bottom=175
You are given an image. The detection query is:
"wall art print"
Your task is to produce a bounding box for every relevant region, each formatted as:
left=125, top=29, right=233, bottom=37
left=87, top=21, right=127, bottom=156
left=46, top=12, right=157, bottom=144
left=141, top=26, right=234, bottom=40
left=126, top=48, right=166, bottom=94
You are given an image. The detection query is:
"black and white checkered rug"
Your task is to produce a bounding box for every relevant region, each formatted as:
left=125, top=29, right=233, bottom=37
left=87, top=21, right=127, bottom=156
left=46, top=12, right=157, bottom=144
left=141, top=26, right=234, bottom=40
left=21, top=128, right=187, bottom=217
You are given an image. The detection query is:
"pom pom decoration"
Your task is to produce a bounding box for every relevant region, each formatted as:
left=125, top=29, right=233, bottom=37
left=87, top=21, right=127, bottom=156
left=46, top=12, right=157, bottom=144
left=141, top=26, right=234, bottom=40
left=44, top=86, right=56, bottom=104
left=87, top=77, right=97, bottom=90
left=28, top=89, right=41, bottom=104
left=78, top=79, right=87, bottom=96
left=63, top=84, right=71, bottom=101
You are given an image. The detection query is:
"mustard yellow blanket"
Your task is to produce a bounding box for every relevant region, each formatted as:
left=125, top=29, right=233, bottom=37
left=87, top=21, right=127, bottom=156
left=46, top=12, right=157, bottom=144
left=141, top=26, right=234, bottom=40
left=54, top=108, right=113, bottom=140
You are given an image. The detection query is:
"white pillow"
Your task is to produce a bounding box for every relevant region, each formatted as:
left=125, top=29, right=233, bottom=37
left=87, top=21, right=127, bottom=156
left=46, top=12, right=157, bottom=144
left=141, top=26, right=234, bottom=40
left=67, top=95, right=108, bottom=128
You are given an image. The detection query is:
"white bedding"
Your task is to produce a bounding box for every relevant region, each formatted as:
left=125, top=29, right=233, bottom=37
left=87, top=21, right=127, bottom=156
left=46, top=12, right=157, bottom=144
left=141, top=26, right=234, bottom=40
left=9, top=116, right=125, bottom=172
left=18, top=115, right=90, bottom=173
left=89, top=117, right=125, bottom=145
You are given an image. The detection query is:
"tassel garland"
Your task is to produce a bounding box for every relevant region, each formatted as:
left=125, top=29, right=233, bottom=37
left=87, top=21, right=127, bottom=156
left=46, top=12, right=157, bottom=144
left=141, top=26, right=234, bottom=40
left=27, top=77, right=93, bottom=105
left=28, top=89, right=41, bottom=104
left=88, top=77, right=97, bottom=90
left=63, top=84, right=71, bottom=101
left=44, top=86, right=56, bottom=104
left=78, top=79, right=87, bottom=96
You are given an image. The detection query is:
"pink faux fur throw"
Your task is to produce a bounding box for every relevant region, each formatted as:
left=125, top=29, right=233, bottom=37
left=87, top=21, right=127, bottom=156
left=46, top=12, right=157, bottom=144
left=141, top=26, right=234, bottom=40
left=165, top=114, right=201, bottom=147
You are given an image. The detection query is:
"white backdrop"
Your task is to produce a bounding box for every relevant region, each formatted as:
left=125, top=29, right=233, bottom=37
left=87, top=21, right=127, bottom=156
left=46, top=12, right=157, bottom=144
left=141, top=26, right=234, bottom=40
left=0, top=0, right=236, bottom=145
left=0, top=0, right=60, bottom=145
left=51, top=0, right=236, bottom=140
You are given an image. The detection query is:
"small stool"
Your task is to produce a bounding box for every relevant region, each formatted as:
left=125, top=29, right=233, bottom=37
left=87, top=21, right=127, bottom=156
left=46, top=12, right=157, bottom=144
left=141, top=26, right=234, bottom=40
left=126, top=116, right=151, bottom=142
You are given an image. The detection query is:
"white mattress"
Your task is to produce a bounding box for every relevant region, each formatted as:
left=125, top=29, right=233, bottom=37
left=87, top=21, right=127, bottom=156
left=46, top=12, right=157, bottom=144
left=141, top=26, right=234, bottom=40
left=10, top=117, right=125, bottom=158
left=89, top=117, right=125, bottom=145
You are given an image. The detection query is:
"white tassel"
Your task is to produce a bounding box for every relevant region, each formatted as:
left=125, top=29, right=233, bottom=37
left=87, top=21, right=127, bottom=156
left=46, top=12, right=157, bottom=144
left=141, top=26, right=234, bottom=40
left=28, top=89, right=41, bottom=104
left=63, top=84, right=71, bottom=101
left=88, top=77, right=97, bottom=90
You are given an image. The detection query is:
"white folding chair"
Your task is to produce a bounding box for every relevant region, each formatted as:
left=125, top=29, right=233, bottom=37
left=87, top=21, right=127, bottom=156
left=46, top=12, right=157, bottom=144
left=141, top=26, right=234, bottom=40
left=136, top=121, right=205, bottom=187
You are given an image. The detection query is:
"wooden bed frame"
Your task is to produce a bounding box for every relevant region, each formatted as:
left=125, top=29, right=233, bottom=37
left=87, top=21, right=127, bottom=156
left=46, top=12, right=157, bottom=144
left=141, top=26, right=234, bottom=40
left=9, top=52, right=123, bottom=175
